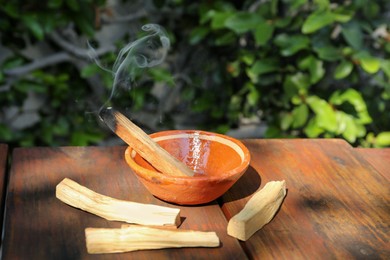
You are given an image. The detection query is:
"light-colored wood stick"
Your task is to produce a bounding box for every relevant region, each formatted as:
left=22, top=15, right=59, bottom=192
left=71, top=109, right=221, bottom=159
left=85, top=225, right=220, bottom=254
left=99, top=107, right=194, bottom=177
left=227, top=180, right=286, bottom=241
left=56, top=178, right=180, bottom=226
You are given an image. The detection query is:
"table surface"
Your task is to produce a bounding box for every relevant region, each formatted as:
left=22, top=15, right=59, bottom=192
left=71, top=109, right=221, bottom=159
left=1, top=139, right=389, bottom=259
left=0, top=144, right=8, bottom=236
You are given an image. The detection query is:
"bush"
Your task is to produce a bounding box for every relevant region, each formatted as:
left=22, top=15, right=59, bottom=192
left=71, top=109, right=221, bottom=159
left=1, top=0, right=389, bottom=147
left=179, top=0, right=390, bottom=147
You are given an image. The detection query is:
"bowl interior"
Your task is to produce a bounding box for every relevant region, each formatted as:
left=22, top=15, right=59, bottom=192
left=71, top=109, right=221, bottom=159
left=133, top=131, right=248, bottom=178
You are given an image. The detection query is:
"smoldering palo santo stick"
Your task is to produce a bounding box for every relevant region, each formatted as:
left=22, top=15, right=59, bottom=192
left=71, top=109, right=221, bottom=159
left=227, top=180, right=287, bottom=241
left=99, top=107, right=194, bottom=177
left=56, top=178, right=181, bottom=226
left=85, top=225, right=220, bottom=254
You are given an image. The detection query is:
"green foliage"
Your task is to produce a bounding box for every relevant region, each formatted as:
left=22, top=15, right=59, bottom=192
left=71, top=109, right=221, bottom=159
left=179, top=0, right=389, bottom=147
left=0, top=65, right=105, bottom=146
left=0, top=0, right=389, bottom=147
left=0, top=0, right=106, bottom=147
left=0, top=0, right=102, bottom=40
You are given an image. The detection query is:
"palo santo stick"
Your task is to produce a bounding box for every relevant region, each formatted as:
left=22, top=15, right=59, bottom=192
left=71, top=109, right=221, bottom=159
left=56, top=178, right=180, bottom=226
left=227, top=180, right=286, bottom=241
left=99, top=107, right=194, bottom=177
left=85, top=225, right=220, bottom=254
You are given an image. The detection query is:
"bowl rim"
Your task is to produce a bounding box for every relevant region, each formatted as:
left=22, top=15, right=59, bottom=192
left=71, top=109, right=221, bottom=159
left=124, top=130, right=251, bottom=182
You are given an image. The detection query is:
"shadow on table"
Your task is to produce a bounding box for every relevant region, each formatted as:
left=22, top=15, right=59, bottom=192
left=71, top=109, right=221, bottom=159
left=221, top=165, right=261, bottom=203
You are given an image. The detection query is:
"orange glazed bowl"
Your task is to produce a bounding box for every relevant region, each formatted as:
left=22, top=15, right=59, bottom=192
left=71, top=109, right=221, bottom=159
left=124, top=130, right=251, bottom=205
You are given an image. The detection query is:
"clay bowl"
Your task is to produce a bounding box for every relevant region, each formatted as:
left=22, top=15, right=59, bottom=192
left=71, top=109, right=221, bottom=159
left=124, top=130, right=251, bottom=205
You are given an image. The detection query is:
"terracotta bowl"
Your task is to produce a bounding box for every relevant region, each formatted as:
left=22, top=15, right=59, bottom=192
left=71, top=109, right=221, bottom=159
left=124, top=130, right=251, bottom=205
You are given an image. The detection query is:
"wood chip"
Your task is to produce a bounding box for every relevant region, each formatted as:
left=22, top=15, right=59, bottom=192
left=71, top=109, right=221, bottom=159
left=85, top=225, right=220, bottom=254
left=227, top=180, right=286, bottom=241
left=56, top=178, right=180, bottom=226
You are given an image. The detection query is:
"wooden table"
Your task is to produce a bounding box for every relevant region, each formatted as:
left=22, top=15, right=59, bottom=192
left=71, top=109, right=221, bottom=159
left=1, top=139, right=389, bottom=259
left=0, top=144, right=8, bottom=235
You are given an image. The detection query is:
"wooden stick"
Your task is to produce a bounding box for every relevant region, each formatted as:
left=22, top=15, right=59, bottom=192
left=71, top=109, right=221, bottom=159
left=56, top=178, right=180, bottom=226
left=227, top=180, right=286, bottom=241
left=99, top=107, right=194, bottom=177
left=85, top=225, right=220, bottom=254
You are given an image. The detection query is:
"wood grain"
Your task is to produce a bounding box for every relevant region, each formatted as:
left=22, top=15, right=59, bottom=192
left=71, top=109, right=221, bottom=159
left=221, top=139, right=390, bottom=259
left=2, top=146, right=245, bottom=260
left=0, top=143, right=8, bottom=236
left=355, top=148, right=390, bottom=181
left=2, top=140, right=389, bottom=259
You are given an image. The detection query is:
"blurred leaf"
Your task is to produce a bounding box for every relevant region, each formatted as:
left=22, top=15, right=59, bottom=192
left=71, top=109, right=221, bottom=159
left=342, top=47, right=354, bottom=56
left=246, top=83, right=260, bottom=106
left=291, top=95, right=303, bottom=105
left=66, top=0, right=80, bottom=11
left=314, top=46, right=341, bottom=61
left=52, top=118, right=70, bottom=136
left=354, top=52, right=381, bottom=74
left=335, top=111, right=360, bottom=143
left=246, top=58, right=279, bottom=83
left=22, top=15, right=45, bottom=40
left=131, top=86, right=152, bottom=111
left=253, top=21, right=274, bottom=46
left=2, top=3, right=19, bottom=18
left=304, top=117, right=325, bottom=137
left=81, top=64, right=100, bottom=78
left=181, top=86, right=195, bottom=101
left=302, top=10, right=334, bottom=34
left=191, top=94, right=213, bottom=112
left=225, top=12, right=263, bottom=34
left=74, top=15, right=95, bottom=36
left=330, top=88, right=372, bottom=124
left=148, top=67, right=175, bottom=87
left=309, top=59, right=325, bottom=84
left=265, top=125, right=282, bottom=138
left=363, top=2, right=379, bottom=18
left=376, top=132, right=390, bottom=147
left=290, top=0, right=307, bottom=9
left=200, top=9, right=215, bottom=24
left=274, top=16, right=292, bottom=28
left=189, top=26, right=209, bottom=45
left=334, top=60, right=354, bottom=79
left=280, top=112, right=293, bottom=130
left=214, top=32, right=236, bottom=45
left=48, top=0, right=63, bottom=8
left=3, top=57, right=24, bottom=70
left=240, top=52, right=255, bottom=65
left=20, top=136, right=34, bottom=147
left=215, top=124, right=230, bottom=134
left=306, top=95, right=337, bottom=132
left=313, top=0, right=330, bottom=10
left=332, top=7, right=354, bottom=23
left=284, top=72, right=311, bottom=94
left=211, top=11, right=233, bottom=30
left=298, top=56, right=325, bottom=83
left=292, top=104, right=309, bottom=128
left=0, top=124, right=13, bottom=141
left=15, top=82, right=46, bottom=93
left=227, top=61, right=240, bottom=77
left=380, top=60, right=390, bottom=78
left=41, top=13, right=62, bottom=33
left=71, top=131, right=103, bottom=146
left=274, top=34, right=310, bottom=56
left=342, top=21, right=363, bottom=49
